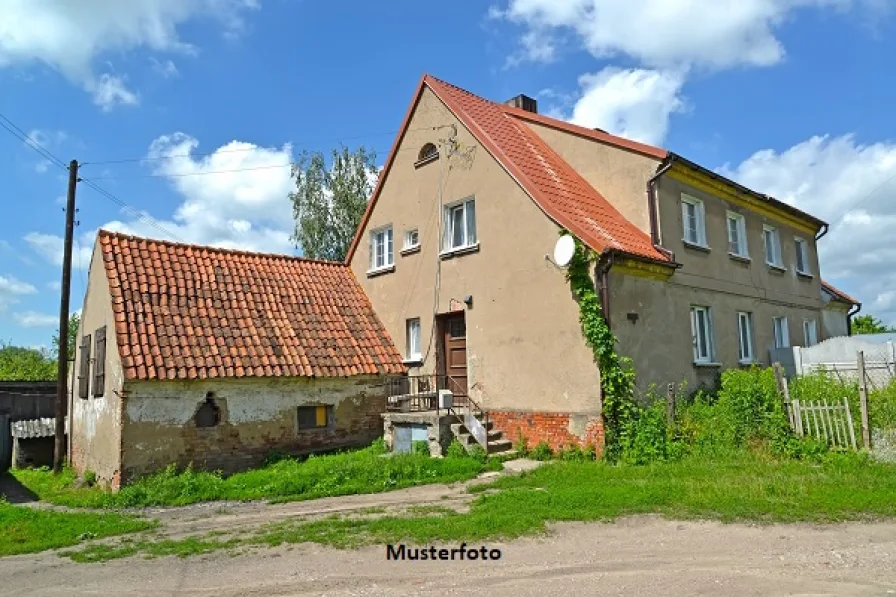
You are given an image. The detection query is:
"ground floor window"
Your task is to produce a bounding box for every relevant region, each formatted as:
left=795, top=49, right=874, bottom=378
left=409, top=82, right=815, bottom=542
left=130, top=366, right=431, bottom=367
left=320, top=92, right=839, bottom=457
left=690, top=305, right=715, bottom=363
left=803, top=319, right=818, bottom=346
left=297, top=405, right=331, bottom=430
left=774, top=316, right=790, bottom=348
left=737, top=311, right=754, bottom=363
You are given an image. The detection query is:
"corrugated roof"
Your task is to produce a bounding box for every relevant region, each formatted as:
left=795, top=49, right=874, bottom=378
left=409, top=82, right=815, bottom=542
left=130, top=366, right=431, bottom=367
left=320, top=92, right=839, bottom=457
left=99, top=230, right=405, bottom=381
left=10, top=417, right=62, bottom=439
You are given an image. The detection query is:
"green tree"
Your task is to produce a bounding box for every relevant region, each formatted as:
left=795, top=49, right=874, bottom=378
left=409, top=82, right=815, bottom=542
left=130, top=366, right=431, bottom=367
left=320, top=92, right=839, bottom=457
left=289, top=146, right=378, bottom=261
left=852, top=314, right=895, bottom=335
left=51, top=312, right=81, bottom=361
left=0, top=344, right=57, bottom=381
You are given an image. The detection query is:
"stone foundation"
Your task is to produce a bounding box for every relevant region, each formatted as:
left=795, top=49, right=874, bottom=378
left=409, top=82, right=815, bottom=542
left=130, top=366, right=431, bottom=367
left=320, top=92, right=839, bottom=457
left=488, top=410, right=604, bottom=454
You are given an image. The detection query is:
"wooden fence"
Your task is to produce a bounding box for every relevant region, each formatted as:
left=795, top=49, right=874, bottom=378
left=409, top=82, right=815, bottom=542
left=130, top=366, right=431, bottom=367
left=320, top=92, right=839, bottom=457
left=786, top=398, right=857, bottom=450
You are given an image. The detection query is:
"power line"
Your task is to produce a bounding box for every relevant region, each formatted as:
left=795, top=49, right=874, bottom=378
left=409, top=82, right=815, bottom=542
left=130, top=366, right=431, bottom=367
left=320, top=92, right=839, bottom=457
left=79, top=177, right=186, bottom=242
left=828, top=168, right=896, bottom=228
left=0, top=111, right=68, bottom=171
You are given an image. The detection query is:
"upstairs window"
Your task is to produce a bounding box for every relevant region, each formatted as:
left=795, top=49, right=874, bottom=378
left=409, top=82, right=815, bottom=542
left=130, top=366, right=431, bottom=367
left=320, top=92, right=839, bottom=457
left=727, top=212, right=748, bottom=258
left=369, top=226, right=394, bottom=271
left=403, top=229, right=419, bottom=251
left=681, top=195, right=707, bottom=247
left=443, top=198, right=477, bottom=252
left=417, top=143, right=438, bottom=164
left=794, top=237, right=811, bottom=275
left=764, top=225, right=783, bottom=268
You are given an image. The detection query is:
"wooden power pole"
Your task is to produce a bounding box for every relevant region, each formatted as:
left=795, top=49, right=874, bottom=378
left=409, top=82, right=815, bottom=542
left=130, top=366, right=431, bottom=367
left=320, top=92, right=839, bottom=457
left=54, top=159, right=78, bottom=474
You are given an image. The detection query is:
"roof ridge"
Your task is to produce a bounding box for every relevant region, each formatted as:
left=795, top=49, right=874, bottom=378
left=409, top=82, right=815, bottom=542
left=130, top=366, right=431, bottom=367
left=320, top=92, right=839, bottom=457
left=97, top=229, right=345, bottom=267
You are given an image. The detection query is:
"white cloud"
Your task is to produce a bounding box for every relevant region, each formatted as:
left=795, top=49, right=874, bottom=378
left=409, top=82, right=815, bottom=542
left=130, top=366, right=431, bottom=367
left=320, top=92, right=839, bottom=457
left=718, top=134, right=896, bottom=326
left=24, top=232, right=94, bottom=270
left=567, top=67, right=687, bottom=146
left=0, top=0, right=260, bottom=108
left=150, top=57, right=179, bottom=78
left=494, top=0, right=879, bottom=70
left=47, top=281, right=62, bottom=291
left=0, top=275, right=37, bottom=312
left=13, top=311, right=59, bottom=328
left=90, top=133, right=295, bottom=254
left=91, top=73, right=140, bottom=110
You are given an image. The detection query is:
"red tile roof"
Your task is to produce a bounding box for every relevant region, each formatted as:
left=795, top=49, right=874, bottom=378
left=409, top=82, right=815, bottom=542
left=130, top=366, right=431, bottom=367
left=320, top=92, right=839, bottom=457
left=98, top=230, right=405, bottom=381
left=346, top=75, right=669, bottom=264
left=822, top=280, right=860, bottom=305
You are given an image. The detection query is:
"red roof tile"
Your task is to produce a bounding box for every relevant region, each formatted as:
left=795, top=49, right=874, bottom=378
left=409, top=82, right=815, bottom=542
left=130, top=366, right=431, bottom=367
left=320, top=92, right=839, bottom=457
left=98, top=230, right=405, bottom=381
left=822, top=280, right=860, bottom=305
left=346, top=74, right=669, bottom=264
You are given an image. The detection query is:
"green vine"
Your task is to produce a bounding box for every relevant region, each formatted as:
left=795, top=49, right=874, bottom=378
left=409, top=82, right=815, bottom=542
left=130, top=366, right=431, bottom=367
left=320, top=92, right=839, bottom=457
left=564, top=235, right=637, bottom=461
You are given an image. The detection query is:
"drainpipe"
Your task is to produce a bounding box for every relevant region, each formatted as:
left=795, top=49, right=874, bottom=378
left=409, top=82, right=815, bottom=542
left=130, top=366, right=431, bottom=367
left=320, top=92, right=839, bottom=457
left=815, top=222, right=829, bottom=242
left=847, top=302, right=862, bottom=336
left=594, top=251, right=615, bottom=328
left=647, top=157, right=676, bottom=261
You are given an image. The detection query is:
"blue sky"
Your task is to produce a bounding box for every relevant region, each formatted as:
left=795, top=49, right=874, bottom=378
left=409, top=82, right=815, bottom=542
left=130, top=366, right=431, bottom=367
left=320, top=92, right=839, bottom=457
left=1, top=0, right=895, bottom=348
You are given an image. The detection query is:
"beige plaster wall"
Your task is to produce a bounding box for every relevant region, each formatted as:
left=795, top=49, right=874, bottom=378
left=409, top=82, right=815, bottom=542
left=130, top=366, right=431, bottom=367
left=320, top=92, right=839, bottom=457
left=349, top=87, right=600, bottom=415
left=71, top=242, right=125, bottom=486
left=521, top=121, right=660, bottom=234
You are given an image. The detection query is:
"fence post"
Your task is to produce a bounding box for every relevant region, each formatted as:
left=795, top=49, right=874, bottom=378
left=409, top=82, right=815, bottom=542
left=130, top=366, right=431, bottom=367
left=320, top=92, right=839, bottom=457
left=857, top=350, right=872, bottom=450
left=666, top=383, right=675, bottom=428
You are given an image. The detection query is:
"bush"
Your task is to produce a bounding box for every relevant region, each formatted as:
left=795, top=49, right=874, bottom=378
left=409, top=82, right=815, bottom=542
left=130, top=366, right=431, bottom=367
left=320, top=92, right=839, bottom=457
left=370, top=437, right=388, bottom=455
left=618, top=401, right=670, bottom=464
left=531, top=441, right=553, bottom=461
left=412, top=440, right=430, bottom=457
left=445, top=440, right=468, bottom=459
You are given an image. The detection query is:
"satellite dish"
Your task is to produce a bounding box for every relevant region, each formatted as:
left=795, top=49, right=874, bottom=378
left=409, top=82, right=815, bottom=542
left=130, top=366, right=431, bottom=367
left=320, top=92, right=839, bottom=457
left=553, top=235, right=575, bottom=267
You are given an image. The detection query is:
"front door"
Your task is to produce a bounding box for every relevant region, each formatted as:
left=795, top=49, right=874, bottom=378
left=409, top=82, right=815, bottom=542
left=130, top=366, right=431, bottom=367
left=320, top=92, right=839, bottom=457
left=442, top=312, right=468, bottom=401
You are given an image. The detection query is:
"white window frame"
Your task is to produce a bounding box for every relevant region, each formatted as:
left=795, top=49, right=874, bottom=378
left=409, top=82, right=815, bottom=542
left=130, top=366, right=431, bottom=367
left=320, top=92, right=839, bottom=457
left=803, top=319, right=818, bottom=347
left=726, top=211, right=748, bottom=258
left=794, top=237, right=811, bottom=275
left=681, top=195, right=707, bottom=248
left=690, top=305, right=715, bottom=364
left=773, top=316, right=790, bottom=349
left=442, top=197, right=477, bottom=253
left=405, top=318, right=422, bottom=361
left=737, top=311, right=754, bottom=363
left=403, top=229, right=420, bottom=251
left=368, top=225, right=394, bottom=272
left=763, top=225, right=783, bottom=268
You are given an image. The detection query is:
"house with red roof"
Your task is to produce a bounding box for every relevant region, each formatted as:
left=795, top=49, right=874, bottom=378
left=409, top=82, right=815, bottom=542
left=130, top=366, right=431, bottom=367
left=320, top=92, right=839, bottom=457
left=348, top=74, right=859, bottom=453
left=71, top=230, right=404, bottom=488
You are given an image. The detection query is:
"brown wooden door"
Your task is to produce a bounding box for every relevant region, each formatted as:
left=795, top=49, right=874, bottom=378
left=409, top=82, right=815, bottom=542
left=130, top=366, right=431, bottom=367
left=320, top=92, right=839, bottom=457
left=442, top=312, right=468, bottom=400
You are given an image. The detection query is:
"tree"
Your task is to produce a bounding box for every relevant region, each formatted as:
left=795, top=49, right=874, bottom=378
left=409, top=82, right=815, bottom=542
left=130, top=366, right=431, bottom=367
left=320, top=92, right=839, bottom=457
left=0, top=344, right=57, bottom=381
left=852, top=314, right=896, bottom=335
left=289, top=146, right=378, bottom=261
left=51, top=312, right=81, bottom=361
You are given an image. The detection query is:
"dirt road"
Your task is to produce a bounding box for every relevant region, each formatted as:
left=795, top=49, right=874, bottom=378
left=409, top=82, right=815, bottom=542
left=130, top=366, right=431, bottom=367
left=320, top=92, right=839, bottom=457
left=3, top=516, right=896, bottom=596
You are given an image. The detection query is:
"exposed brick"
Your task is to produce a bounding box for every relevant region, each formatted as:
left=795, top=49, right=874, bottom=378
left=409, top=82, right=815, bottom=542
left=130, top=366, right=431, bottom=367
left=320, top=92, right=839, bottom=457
left=489, top=410, right=604, bottom=455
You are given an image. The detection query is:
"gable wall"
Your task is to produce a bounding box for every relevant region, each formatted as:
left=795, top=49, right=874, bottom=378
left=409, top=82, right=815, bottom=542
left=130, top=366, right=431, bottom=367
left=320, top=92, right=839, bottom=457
left=349, top=87, right=601, bottom=417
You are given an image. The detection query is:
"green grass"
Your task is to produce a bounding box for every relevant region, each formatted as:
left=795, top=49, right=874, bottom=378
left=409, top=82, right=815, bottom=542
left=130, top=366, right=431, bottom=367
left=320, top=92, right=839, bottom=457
left=65, top=535, right=242, bottom=563
left=59, top=451, right=896, bottom=563
left=0, top=500, right=155, bottom=557
left=11, top=445, right=500, bottom=509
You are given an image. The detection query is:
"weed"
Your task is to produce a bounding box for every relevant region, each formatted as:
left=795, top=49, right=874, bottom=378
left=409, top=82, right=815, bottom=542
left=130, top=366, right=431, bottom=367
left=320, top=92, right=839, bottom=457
left=513, top=430, right=529, bottom=456
left=445, top=440, right=468, bottom=459
left=531, top=441, right=553, bottom=461
left=412, top=440, right=430, bottom=456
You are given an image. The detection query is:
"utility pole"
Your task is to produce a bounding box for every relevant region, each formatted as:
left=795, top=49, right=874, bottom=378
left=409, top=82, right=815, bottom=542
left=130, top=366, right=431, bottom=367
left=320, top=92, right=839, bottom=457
left=54, top=159, right=78, bottom=474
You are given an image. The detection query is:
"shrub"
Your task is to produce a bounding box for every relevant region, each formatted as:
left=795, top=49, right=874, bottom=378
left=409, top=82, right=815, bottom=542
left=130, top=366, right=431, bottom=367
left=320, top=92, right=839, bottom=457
left=559, top=444, right=586, bottom=462
left=618, top=401, right=669, bottom=464
left=445, top=440, right=468, bottom=459
left=370, top=437, right=388, bottom=455
left=412, top=440, right=430, bottom=457
left=531, top=441, right=553, bottom=461
left=467, top=444, right=487, bottom=463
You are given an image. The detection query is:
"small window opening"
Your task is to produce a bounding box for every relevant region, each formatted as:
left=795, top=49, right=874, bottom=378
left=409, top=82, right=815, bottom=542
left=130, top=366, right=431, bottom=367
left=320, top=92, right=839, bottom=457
left=417, top=143, right=438, bottom=164
left=195, top=393, right=221, bottom=428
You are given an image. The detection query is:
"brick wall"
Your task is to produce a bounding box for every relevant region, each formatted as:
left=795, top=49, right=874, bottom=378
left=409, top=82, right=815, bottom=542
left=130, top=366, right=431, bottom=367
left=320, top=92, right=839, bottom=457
left=119, top=376, right=386, bottom=484
left=489, top=410, right=604, bottom=454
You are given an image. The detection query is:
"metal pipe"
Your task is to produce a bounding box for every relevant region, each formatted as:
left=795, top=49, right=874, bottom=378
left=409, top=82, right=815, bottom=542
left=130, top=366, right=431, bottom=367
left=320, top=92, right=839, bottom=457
left=815, top=222, right=829, bottom=242
left=847, top=302, right=862, bottom=336
left=647, top=157, right=676, bottom=261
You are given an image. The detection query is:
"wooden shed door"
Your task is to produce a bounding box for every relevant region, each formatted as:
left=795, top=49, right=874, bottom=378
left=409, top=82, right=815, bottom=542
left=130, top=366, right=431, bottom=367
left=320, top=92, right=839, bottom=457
left=442, top=313, right=468, bottom=400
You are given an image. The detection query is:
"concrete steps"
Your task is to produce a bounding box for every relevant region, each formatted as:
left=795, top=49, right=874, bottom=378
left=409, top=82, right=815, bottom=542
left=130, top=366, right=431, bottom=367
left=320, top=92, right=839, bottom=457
left=449, top=414, right=515, bottom=457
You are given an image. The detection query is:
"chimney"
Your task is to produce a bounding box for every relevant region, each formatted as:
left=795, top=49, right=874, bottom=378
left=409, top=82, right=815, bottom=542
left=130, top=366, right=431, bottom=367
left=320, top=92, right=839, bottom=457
left=504, top=94, right=538, bottom=114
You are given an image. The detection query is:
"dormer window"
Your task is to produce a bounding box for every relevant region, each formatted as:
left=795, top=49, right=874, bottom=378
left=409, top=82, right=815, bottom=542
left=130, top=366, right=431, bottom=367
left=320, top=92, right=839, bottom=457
left=415, top=143, right=439, bottom=167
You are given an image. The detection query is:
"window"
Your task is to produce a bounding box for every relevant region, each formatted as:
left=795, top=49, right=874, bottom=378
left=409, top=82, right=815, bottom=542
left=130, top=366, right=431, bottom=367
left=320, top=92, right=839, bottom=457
left=417, top=143, right=438, bottom=163
left=298, top=405, right=331, bottom=430
left=195, top=393, right=221, bottom=428
left=794, top=237, right=810, bottom=275
left=406, top=318, right=421, bottom=361
left=773, top=316, right=790, bottom=348
left=403, top=229, right=419, bottom=251
left=690, top=306, right=715, bottom=363
left=93, top=326, right=106, bottom=397
left=681, top=195, right=707, bottom=247
left=368, top=226, right=393, bottom=271
left=727, top=212, right=748, bottom=258
left=803, top=319, right=818, bottom=346
left=737, top=312, right=754, bottom=363
left=78, top=334, right=91, bottom=399
left=763, top=225, right=783, bottom=267
left=443, top=198, right=476, bottom=252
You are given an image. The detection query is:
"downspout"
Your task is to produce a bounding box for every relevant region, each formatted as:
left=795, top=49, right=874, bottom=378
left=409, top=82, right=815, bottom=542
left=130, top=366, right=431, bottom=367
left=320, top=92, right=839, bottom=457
left=647, top=157, right=677, bottom=261
left=847, top=302, right=862, bottom=336
left=815, top=222, right=829, bottom=242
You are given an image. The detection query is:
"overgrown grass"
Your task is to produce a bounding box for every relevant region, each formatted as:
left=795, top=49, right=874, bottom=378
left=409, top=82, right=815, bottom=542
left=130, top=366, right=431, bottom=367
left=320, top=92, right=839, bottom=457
left=0, top=500, right=155, bottom=557
left=11, top=444, right=500, bottom=509
left=62, top=451, right=896, bottom=562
